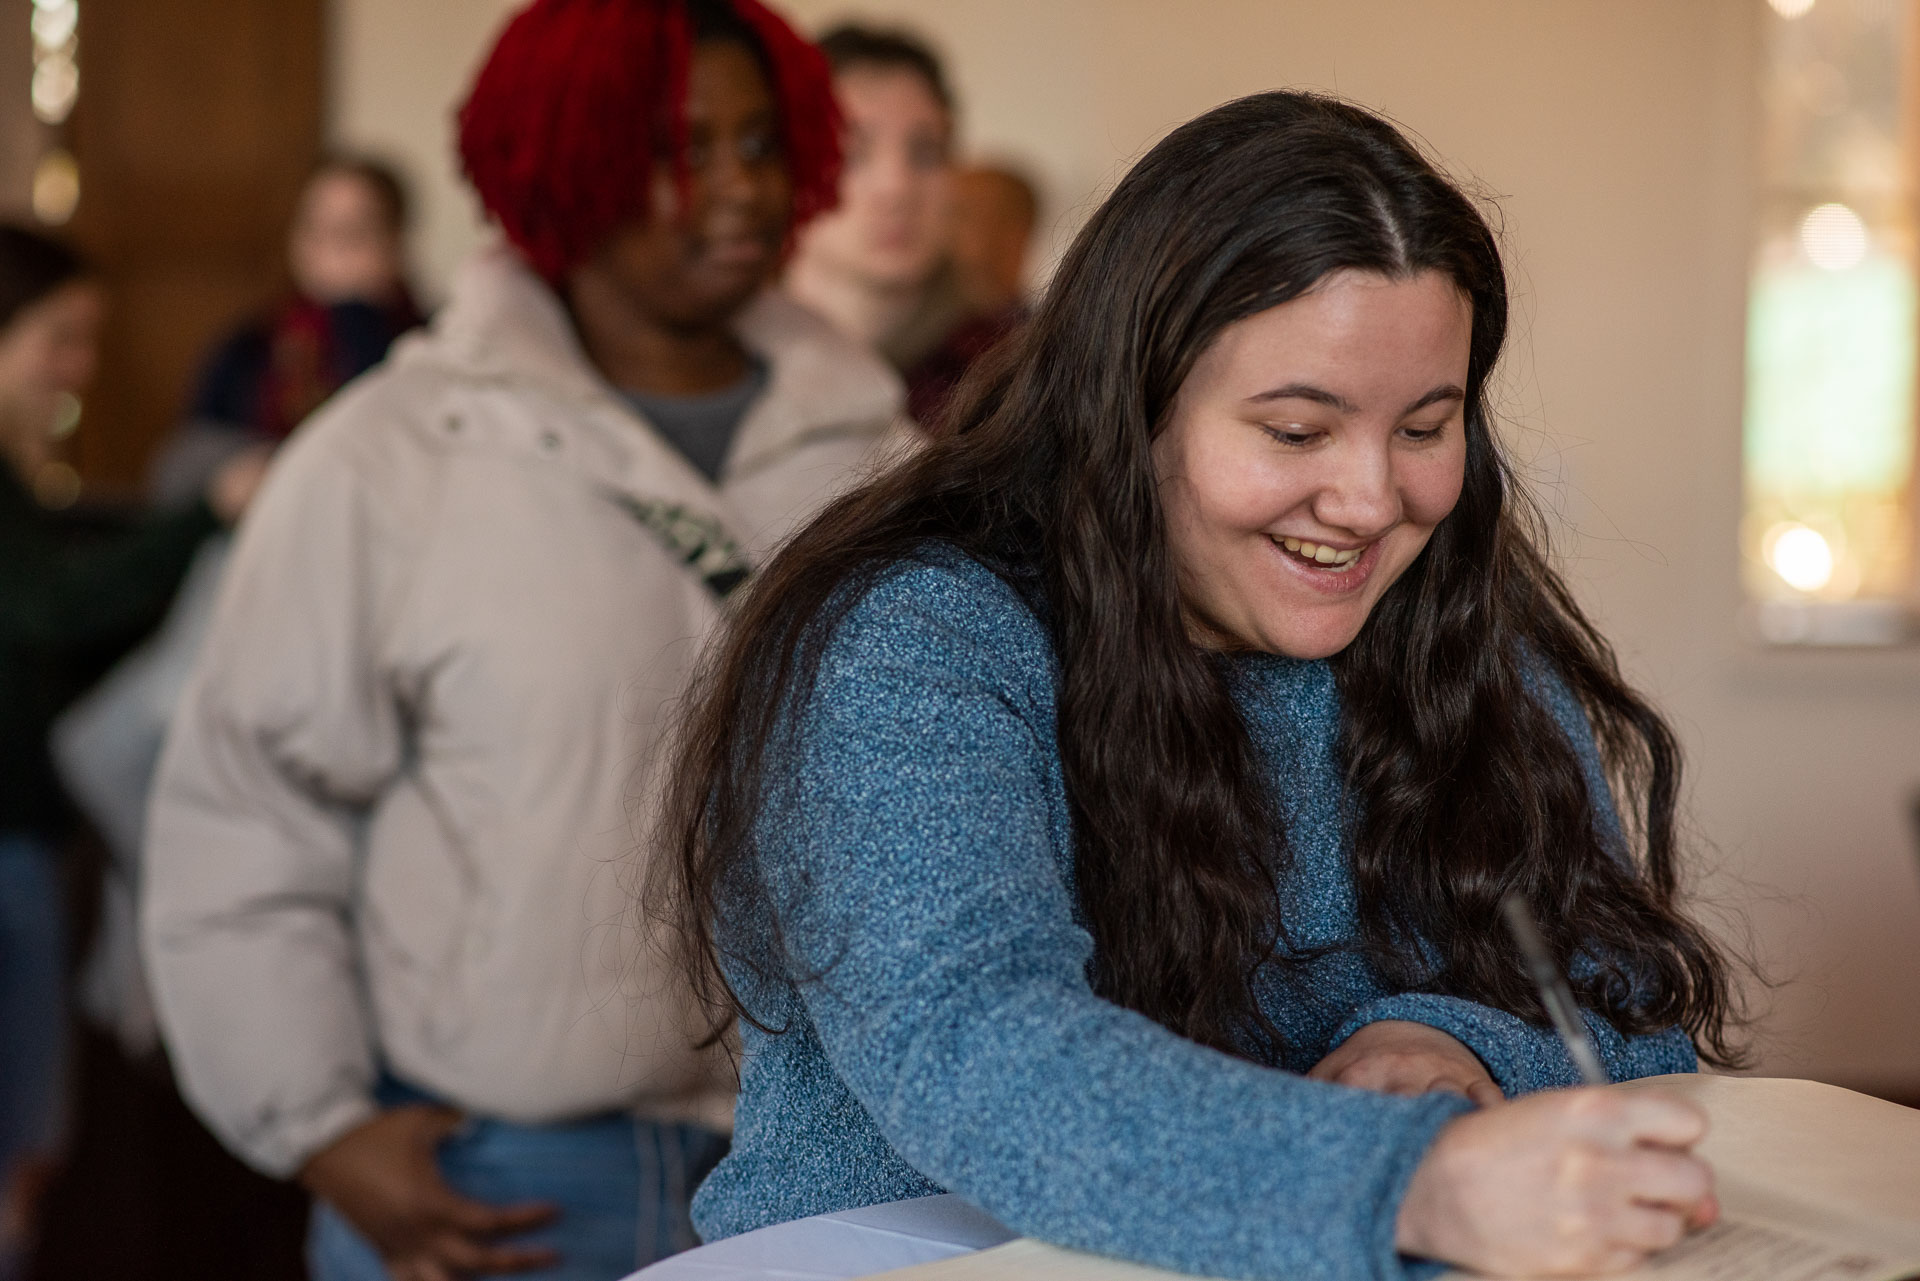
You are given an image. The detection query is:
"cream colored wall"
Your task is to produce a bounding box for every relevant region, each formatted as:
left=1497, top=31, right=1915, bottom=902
left=327, top=0, right=522, bottom=298
left=327, top=0, right=1920, bottom=1092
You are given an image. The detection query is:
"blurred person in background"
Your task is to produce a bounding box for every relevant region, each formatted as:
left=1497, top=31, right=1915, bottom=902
left=950, top=162, right=1037, bottom=313
left=52, top=157, right=421, bottom=1073
left=140, top=1, right=906, bottom=1279
left=784, top=24, right=1023, bottom=432
left=150, top=155, right=424, bottom=505
left=0, top=225, right=262, bottom=1281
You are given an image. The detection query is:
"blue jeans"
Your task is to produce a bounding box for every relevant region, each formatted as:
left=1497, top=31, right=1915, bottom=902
left=307, top=1082, right=728, bottom=1281
left=0, top=833, right=66, bottom=1188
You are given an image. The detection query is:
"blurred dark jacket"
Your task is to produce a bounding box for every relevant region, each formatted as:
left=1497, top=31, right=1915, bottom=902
left=0, top=463, right=217, bottom=837
left=152, top=295, right=422, bottom=506
left=194, top=294, right=423, bottom=441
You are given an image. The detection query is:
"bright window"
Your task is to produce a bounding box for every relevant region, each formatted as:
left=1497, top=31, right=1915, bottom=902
left=1743, top=0, right=1916, bottom=626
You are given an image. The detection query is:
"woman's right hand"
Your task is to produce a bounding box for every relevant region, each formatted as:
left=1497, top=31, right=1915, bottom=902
left=1396, top=1087, right=1718, bottom=1277
left=206, top=444, right=273, bottom=525
left=298, top=1105, right=559, bottom=1281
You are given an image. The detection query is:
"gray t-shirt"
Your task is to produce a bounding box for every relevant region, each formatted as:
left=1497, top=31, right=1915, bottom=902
left=622, top=358, right=770, bottom=483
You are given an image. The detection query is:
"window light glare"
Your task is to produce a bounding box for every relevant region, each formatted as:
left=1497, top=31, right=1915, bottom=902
left=49, top=391, right=81, bottom=440
left=31, top=50, right=78, bottom=124
left=1765, top=522, right=1836, bottom=592
left=1799, top=202, right=1868, bottom=271
left=31, top=0, right=76, bottom=49
left=31, top=149, right=79, bottom=224
left=1769, top=0, right=1817, bottom=16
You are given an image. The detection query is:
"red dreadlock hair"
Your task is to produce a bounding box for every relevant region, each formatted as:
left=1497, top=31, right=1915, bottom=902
left=457, top=0, right=841, bottom=283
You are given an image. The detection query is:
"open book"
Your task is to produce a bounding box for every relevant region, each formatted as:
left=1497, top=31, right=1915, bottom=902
left=869, top=1075, right=1920, bottom=1281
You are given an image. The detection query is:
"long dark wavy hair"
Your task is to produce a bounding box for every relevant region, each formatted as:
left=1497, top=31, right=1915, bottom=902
left=661, top=90, right=1744, bottom=1067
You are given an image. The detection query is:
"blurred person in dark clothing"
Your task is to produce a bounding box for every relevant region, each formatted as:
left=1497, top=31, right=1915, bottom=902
left=784, top=24, right=1022, bottom=433
left=151, top=156, right=422, bottom=504
left=0, top=226, right=262, bottom=1281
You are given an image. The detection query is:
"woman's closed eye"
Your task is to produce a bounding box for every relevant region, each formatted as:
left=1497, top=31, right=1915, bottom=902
left=1398, top=420, right=1452, bottom=444
left=1257, top=423, right=1325, bottom=448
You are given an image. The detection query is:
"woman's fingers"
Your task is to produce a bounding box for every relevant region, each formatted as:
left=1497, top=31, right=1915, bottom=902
left=423, top=1187, right=561, bottom=1273
left=1609, top=1090, right=1709, bottom=1150
left=1397, top=1087, right=1717, bottom=1278
left=1309, top=1021, right=1502, bottom=1101
left=1465, top=1078, right=1506, bottom=1108
left=1326, top=1052, right=1428, bottom=1091
left=396, top=1261, right=454, bottom=1281
left=1621, top=1145, right=1715, bottom=1215
left=440, top=1190, right=560, bottom=1238
left=433, top=1230, right=562, bottom=1274
left=1613, top=1204, right=1691, bottom=1254
left=1344, top=1058, right=1496, bottom=1102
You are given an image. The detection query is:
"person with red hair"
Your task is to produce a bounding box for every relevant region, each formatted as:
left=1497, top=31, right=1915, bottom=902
left=140, top=2, right=909, bottom=1279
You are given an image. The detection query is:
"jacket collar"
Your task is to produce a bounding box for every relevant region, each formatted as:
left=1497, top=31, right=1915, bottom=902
left=397, top=243, right=904, bottom=480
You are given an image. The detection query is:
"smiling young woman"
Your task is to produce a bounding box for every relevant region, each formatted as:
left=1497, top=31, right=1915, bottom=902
left=663, top=91, right=1745, bottom=1280
left=1154, top=268, right=1472, bottom=660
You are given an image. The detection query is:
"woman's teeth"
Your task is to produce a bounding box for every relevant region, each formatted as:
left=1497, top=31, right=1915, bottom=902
left=1277, top=536, right=1364, bottom=568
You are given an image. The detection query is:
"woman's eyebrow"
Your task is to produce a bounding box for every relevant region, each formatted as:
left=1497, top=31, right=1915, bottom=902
left=1244, top=382, right=1465, bottom=415
left=1403, top=384, right=1466, bottom=414
left=1244, top=382, right=1358, bottom=411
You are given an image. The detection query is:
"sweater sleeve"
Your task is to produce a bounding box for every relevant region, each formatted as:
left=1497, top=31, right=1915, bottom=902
left=1328, top=657, right=1699, bottom=1095
left=752, top=562, right=1473, bottom=1281
left=141, top=429, right=413, bottom=1177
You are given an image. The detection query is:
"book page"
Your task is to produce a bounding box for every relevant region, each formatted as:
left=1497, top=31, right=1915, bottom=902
left=1440, top=1172, right=1920, bottom=1281
left=1614, top=1074, right=1920, bottom=1229
left=1437, top=1170, right=1920, bottom=1281
left=1567, top=1213, right=1919, bottom=1281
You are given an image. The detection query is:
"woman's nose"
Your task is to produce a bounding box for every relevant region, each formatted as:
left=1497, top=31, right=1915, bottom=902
left=1311, top=444, right=1402, bottom=538
left=706, top=147, right=757, bottom=207
left=864, top=149, right=918, bottom=205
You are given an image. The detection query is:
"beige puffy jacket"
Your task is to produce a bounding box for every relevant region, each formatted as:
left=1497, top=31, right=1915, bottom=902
left=141, top=246, right=910, bottom=1177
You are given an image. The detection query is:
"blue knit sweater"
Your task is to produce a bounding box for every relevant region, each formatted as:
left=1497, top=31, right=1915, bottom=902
left=693, top=545, right=1696, bottom=1281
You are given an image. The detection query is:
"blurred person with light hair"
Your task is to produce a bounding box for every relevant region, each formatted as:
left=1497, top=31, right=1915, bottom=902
left=139, top=1, right=907, bottom=1279
left=785, top=23, right=1024, bottom=433
left=0, top=225, right=261, bottom=1280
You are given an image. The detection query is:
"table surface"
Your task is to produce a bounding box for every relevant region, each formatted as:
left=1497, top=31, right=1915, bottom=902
left=627, top=1196, right=1013, bottom=1281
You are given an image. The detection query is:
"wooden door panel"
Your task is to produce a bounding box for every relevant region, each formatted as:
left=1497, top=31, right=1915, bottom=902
left=69, top=0, right=324, bottom=495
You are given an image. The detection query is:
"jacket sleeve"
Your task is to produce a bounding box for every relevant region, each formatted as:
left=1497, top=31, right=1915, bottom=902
left=141, top=427, right=416, bottom=1177
left=1328, top=657, right=1699, bottom=1094
left=750, top=564, right=1472, bottom=1281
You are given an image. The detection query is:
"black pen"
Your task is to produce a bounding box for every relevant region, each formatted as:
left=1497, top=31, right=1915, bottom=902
left=1500, top=892, right=1609, bottom=1087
